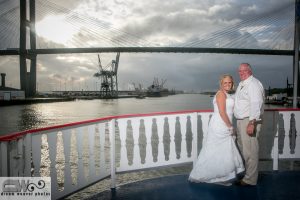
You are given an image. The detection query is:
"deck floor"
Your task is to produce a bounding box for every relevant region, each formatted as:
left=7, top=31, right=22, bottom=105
left=86, top=171, right=300, bottom=200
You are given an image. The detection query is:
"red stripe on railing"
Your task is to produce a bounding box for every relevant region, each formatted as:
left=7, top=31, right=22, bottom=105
left=0, top=116, right=116, bottom=141
left=0, top=108, right=299, bottom=142
left=0, top=109, right=212, bottom=141
left=264, top=108, right=300, bottom=111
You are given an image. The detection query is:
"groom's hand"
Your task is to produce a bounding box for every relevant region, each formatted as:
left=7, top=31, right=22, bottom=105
left=246, top=123, right=255, bottom=135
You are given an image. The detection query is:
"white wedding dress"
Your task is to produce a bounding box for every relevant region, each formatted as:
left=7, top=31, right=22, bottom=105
left=188, top=92, right=244, bottom=183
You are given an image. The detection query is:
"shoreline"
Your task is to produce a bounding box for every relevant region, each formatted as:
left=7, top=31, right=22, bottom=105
left=0, top=95, right=139, bottom=106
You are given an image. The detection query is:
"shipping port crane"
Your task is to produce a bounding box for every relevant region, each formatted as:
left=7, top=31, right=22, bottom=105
left=94, top=52, right=120, bottom=98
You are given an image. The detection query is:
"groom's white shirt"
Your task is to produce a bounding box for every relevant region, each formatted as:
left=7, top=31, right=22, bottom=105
left=234, top=75, right=265, bottom=121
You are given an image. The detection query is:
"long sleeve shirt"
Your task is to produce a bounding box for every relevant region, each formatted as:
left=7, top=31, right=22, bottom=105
left=234, top=75, right=265, bottom=121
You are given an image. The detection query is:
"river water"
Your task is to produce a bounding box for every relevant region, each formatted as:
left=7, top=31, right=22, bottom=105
left=0, top=94, right=212, bottom=135
left=0, top=94, right=282, bottom=136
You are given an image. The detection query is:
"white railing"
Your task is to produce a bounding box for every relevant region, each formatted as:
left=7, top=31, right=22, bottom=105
left=270, top=110, right=300, bottom=170
left=0, top=109, right=299, bottom=199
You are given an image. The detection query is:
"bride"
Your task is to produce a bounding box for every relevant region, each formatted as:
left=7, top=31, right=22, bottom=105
left=188, top=74, right=244, bottom=185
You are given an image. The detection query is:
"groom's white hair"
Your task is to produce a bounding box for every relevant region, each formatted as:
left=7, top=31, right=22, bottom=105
left=240, top=63, right=253, bottom=72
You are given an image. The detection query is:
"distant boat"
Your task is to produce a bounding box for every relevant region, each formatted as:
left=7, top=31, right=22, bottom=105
left=132, top=82, right=146, bottom=99
left=136, top=94, right=146, bottom=99
left=146, top=78, right=169, bottom=97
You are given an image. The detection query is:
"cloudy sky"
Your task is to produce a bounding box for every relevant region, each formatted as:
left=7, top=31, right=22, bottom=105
left=0, top=0, right=295, bottom=92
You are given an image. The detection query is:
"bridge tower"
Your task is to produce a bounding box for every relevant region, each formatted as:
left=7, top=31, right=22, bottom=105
left=20, top=0, right=37, bottom=97
left=293, top=0, right=300, bottom=107
left=94, top=53, right=120, bottom=98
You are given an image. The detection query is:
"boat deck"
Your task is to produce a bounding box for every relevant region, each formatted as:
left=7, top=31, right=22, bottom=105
left=86, top=171, right=300, bottom=200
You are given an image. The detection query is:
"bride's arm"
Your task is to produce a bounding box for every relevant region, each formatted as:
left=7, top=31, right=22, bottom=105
left=216, top=91, right=232, bottom=129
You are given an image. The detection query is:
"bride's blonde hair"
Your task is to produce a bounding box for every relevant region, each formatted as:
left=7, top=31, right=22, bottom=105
left=219, top=74, right=235, bottom=91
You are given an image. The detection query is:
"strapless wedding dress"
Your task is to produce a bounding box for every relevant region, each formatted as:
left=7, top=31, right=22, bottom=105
left=189, top=93, right=244, bottom=183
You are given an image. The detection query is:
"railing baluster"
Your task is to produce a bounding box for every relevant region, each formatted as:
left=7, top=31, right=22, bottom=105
left=118, top=119, right=127, bottom=170
left=24, top=134, right=32, bottom=176
left=175, top=116, right=182, bottom=159
left=138, top=119, right=147, bottom=165
left=163, top=117, right=171, bottom=161
left=88, top=125, right=96, bottom=182
left=131, top=118, right=139, bottom=167
left=76, top=127, right=85, bottom=187
left=200, top=113, right=211, bottom=147
left=168, top=116, right=176, bottom=162
left=281, top=112, right=290, bottom=156
left=289, top=113, right=297, bottom=154
left=98, top=122, right=107, bottom=177
left=110, top=119, right=116, bottom=189
left=156, top=116, right=164, bottom=162
left=17, top=139, right=24, bottom=176
left=144, top=118, right=153, bottom=165
left=192, top=113, right=198, bottom=165
left=47, top=132, right=58, bottom=195
left=180, top=115, right=187, bottom=160
left=272, top=111, right=279, bottom=170
left=272, top=113, right=279, bottom=170
left=32, top=134, right=42, bottom=177
left=186, top=115, right=193, bottom=158
left=295, top=112, right=300, bottom=156
left=0, top=142, right=8, bottom=176
left=126, top=120, right=134, bottom=166
left=9, top=141, right=18, bottom=176
left=151, top=118, right=159, bottom=163
left=62, top=129, right=72, bottom=192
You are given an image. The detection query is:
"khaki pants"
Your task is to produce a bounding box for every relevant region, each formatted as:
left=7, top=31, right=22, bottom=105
left=236, top=118, right=261, bottom=185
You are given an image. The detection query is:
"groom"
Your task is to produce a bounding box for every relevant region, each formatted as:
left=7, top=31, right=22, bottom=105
left=234, top=63, right=265, bottom=186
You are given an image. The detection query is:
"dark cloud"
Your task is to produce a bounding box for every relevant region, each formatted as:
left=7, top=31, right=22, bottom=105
left=0, top=0, right=296, bottom=92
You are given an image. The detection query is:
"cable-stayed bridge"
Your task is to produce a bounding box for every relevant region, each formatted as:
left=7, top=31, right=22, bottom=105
left=0, top=0, right=296, bottom=53
left=0, top=0, right=299, bottom=101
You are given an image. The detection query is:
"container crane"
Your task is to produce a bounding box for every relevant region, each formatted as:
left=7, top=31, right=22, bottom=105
left=93, top=52, right=120, bottom=98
